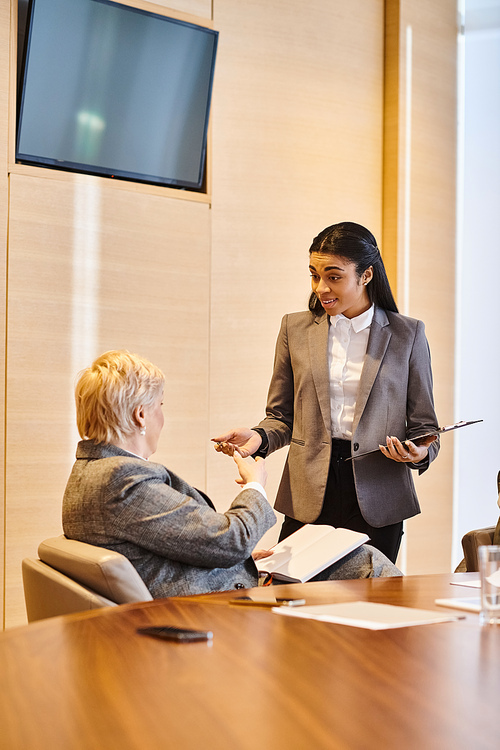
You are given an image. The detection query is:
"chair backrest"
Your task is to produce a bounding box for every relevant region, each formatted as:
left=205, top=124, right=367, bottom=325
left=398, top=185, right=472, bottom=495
left=22, top=535, right=152, bottom=622
left=461, top=527, right=496, bottom=572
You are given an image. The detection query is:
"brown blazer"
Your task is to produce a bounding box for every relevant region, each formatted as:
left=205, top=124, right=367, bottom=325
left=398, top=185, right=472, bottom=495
left=256, top=307, right=440, bottom=528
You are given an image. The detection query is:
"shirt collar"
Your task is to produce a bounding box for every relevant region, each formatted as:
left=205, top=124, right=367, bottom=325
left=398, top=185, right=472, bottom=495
left=330, top=304, right=374, bottom=333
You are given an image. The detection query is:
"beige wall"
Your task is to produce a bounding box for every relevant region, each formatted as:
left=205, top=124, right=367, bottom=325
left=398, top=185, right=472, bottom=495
left=208, top=0, right=385, bottom=543
left=1, top=0, right=457, bottom=628
left=383, top=0, right=458, bottom=572
left=0, top=0, right=10, bottom=629
left=3, top=0, right=213, bottom=628
left=5, top=172, right=211, bottom=625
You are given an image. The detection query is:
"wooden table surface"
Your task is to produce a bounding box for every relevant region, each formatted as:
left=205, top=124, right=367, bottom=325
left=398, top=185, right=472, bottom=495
left=0, top=573, right=498, bottom=750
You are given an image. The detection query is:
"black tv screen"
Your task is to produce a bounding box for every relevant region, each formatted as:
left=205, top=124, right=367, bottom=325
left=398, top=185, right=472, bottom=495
left=16, top=0, right=218, bottom=190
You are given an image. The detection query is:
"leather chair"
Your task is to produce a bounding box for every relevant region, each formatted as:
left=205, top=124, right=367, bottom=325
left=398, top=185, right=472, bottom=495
left=458, top=471, right=500, bottom=572
left=461, top=526, right=496, bottom=572
left=22, top=535, right=153, bottom=622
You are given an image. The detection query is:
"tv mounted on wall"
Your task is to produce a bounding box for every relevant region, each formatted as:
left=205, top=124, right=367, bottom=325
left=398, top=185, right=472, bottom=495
left=16, top=0, right=218, bottom=191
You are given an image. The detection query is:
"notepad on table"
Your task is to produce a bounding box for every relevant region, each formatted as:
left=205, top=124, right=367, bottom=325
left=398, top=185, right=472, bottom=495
left=451, top=578, right=480, bottom=589
left=434, top=597, right=481, bottom=613
left=272, top=601, right=463, bottom=629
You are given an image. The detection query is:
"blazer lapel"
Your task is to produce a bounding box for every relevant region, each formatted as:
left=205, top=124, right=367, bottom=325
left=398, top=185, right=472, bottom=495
left=309, top=313, right=331, bottom=434
left=352, top=307, right=391, bottom=434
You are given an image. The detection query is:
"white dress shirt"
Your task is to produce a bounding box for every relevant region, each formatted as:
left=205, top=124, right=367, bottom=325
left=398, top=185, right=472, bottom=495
left=328, top=305, right=374, bottom=439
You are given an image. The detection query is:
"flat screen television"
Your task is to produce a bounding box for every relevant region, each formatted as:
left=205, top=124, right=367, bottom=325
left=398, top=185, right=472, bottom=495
left=16, top=0, right=218, bottom=191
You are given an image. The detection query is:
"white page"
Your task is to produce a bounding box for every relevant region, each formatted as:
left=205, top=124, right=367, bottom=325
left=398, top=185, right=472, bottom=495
left=450, top=578, right=480, bottom=588
left=273, top=601, right=462, bottom=629
left=486, top=569, right=500, bottom=587
left=258, top=526, right=368, bottom=581
left=435, top=597, right=481, bottom=613
left=259, top=524, right=335, bottom=570
left=450, top=572, right=500, bottom=589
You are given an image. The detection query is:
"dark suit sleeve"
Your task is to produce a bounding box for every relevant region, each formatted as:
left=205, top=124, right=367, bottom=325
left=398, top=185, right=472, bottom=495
left=254, top=315, right=294, bottom=453
left=406, top=320, right=440, bottom=473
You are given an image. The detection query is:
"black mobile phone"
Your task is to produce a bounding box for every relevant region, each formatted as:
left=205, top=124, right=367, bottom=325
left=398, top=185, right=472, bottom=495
left=229, top=597, right=306, bottom=608
left=137, top=625, right=213, bottom=642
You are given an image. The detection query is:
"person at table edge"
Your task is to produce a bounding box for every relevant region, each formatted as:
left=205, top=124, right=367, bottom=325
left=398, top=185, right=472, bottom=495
left=62, top=350, right=401, bottom=599
left=213, top=222, right=440, bottom=564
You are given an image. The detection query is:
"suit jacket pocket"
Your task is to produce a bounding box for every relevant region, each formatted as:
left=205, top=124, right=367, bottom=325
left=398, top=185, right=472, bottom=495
left=291, top=437, right=305, bottom=446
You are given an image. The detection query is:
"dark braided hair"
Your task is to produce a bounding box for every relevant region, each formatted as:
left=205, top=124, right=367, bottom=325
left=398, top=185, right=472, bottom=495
left=308, top=222, right=398, bottom=315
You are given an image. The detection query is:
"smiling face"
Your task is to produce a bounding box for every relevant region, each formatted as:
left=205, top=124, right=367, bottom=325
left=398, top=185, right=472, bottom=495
left=309, top=253, right=373, bottom=319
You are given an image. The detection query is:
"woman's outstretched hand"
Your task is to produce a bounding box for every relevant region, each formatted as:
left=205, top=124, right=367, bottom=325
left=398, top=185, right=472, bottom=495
left=212, top=428, right=262, bottom=458
left=379, top=434, right=437, bottom=464
left=232, top=453, right=267, bottom=488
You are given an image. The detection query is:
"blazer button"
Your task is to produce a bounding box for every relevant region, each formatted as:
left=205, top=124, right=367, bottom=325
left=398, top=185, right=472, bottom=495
left=353, top=443, right=359, bottom=451
left=234, top=583, right=245, bottom=589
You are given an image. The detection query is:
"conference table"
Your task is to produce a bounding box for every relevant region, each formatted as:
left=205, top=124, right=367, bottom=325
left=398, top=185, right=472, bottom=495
left=0, top=573, right=498, bottom=750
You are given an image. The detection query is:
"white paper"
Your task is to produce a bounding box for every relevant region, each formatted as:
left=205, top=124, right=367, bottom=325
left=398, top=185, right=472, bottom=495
left=272, top=601, right=461, bottom=629
left=435, top=597, right=481, bottom=613
left=486, top=569, right=500, bottom=588
left=450, top=578, right=480, bottom=589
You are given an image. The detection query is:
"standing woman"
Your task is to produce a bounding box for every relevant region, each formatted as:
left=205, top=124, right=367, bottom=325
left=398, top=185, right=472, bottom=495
left=213, top=222, right=439, bottom=563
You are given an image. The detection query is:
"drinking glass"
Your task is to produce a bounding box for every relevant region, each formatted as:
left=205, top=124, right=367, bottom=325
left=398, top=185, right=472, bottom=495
left=479, top=545, right=500, bottom=626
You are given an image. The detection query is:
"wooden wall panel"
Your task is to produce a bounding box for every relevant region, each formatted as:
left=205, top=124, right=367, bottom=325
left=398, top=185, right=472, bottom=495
left=147, top=0, right=211, bottom=18
left=207, top=0, right=385, bottom=543
left=0, top=0, right=10, bottom=628
left=5, top=173, right=210, bottom=627
left=106, top=0, right=212, bottom=20
left=404, top=1, right=457, bottom=573
left=383, top=0, right=457, bottom=573
left=1, top=0, right=459, bottom=627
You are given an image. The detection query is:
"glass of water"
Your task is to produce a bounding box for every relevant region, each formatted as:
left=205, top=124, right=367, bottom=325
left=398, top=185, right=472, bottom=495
left=479, top=545, right=500, bottom=626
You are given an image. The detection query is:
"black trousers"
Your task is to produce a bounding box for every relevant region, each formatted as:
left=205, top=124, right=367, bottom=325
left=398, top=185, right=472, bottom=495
left=278, top=439, right=403, bottom=564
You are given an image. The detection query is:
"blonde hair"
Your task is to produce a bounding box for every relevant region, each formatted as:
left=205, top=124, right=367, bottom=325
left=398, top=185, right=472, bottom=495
left=75, top=350, right=165, bottom=444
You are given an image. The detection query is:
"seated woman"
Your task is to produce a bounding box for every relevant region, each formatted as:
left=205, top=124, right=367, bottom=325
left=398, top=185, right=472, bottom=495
left=63, top=350, right=401, bottom=598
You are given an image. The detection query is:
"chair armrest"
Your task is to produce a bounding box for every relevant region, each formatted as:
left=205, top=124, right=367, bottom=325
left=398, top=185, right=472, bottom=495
left=461, top=527, right=496, bottom=572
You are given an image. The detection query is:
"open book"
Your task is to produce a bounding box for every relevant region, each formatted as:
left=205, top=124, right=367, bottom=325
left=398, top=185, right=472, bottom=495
left=258, top=524, right=369, bottom=583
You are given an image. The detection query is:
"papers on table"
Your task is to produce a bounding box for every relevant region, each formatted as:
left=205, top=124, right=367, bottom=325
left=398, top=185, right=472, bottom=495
left=451, top=570, right=500, bottom=589
left=449, top=572, right=500, bottom=589
left=434, top=597, right=481, bottom=613
left=450, top=578, right=480, bottom=589
left=436, top=574, right=500, bottom=612
left=272, top=601, right=463, bottom=630
left=486, top=569, right=500, bottom=587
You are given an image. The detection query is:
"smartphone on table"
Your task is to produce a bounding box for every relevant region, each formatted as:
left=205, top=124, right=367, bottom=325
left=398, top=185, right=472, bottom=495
left=137, top=625, right=213, bottom=642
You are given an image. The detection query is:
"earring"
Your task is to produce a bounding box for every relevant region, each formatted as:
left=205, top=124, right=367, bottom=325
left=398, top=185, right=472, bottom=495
left=140, top=428, right=146, bottom=436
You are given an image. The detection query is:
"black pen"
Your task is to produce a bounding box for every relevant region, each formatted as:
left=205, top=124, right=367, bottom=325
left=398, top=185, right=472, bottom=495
left=229, top=597, right=305, bottom=608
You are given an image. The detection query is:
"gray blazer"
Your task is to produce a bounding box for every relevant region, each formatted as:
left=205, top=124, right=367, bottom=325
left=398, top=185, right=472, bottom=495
left=63, top=441, right=276, bottom=598
left=256, top=307, right=440, bottom=528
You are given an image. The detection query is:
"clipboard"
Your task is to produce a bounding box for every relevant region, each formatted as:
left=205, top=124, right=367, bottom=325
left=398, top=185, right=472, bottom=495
left=347, top=419, right=483, bottom=460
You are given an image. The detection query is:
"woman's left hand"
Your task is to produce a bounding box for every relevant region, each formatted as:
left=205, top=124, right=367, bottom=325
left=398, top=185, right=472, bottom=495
left=251, top=549, right=273, bottom=561
left=379, top=435, right=436, bottom=464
